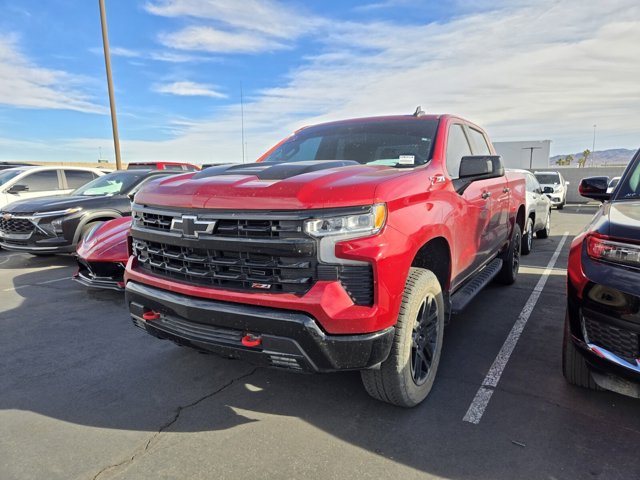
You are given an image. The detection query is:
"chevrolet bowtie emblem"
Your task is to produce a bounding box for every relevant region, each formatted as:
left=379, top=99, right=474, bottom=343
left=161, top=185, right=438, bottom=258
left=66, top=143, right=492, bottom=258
left=170, top=215, right=216, bottom=238
left=2, top=213, right=12, bottom=221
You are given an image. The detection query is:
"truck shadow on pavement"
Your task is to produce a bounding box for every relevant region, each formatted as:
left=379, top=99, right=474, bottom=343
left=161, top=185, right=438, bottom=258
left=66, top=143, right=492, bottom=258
left=2, top=231, right=640, bottom=479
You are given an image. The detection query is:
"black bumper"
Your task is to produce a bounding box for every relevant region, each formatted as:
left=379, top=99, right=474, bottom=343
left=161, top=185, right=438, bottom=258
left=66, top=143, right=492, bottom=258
left=126, top=281, right=394, bottom=373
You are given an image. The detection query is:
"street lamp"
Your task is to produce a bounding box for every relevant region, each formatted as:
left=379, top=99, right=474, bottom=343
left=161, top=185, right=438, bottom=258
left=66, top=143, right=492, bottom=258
left=99, top=0, right=122, bottom=170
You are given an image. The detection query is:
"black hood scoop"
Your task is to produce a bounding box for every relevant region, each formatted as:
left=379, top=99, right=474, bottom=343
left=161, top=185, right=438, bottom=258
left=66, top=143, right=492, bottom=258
left=193, top=160, right=359, bottom=181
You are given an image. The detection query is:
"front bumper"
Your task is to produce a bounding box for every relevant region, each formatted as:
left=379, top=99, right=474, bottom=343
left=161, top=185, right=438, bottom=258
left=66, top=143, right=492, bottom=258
left=126, top=281, right=394, bottom=372
left=0, top=236, right=74, bottom=253
left=544, top=193, right=564, bottom=206
left=74, top=258, right=125, bottom=291
left=567, top=238, right=640, bottom=385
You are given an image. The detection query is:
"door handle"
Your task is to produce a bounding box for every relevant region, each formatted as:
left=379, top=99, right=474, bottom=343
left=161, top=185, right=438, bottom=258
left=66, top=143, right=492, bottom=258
left=481, top=191, right=491, bottom=199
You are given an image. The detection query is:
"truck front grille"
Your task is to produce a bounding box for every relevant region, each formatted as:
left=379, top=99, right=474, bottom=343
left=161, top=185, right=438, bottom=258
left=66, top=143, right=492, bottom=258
left=131, top=206, right=319, bottom=295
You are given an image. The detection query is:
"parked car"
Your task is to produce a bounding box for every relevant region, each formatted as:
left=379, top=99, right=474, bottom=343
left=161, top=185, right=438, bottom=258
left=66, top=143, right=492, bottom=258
left=563, top=148, right=640, bottom=397
left=534, top=170, right=570, bottom=209
left=126, top=162, right=200, bottom=171
left=0, top=161, right=37, bottom=170
left=0, top=169, right=182, bottom=254
left=607, top=176, right=622, bottom=194
left=509, top=169, right=552, bottom=254
left=124, top=111, right=527, bottom=407
left=74, top=216, right=131, bottom=290
left=0, top=166, right=105, bottom=209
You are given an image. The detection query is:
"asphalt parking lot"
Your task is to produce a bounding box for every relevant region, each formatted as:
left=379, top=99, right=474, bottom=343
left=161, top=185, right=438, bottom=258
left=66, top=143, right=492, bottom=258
left=1, top=205, right=639, bottom=480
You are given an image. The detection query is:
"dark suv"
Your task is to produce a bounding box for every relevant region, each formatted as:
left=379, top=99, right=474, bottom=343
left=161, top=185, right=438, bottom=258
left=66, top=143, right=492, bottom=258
left=0, top=170, right=179, bottom=254
left=564, top=149, right=640, bottom=397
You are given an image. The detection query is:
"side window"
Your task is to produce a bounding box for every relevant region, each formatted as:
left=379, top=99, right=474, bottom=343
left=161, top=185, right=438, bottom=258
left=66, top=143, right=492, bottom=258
left=468, top=128, right=491, bottom=155
left=65, top=170, right=96, bottom=189
left=445, top=124, right=472, bottom=179
left=20, top=170, right=60, bottom=192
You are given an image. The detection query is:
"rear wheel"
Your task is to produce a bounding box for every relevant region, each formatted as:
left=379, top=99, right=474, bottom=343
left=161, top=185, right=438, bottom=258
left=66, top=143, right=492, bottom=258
left=496, top=223, right=521, bottom=285
left=562, top=312, right=602, bottom=390
left=536, top=211, right=551, bottom=239
left=361, top=268, right=444, bottom=407
left=521, top=217, right=534, bottom=255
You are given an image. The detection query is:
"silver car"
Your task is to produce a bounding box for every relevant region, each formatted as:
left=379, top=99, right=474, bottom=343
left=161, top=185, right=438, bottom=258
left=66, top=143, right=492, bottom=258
left=509, top=169, right=552, bottom=254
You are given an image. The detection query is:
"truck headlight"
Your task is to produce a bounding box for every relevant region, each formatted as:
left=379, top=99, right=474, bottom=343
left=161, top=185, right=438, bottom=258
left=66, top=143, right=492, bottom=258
left=304, top=204, right=386, bottom=238
left=304, top=204, right=387, bottom=265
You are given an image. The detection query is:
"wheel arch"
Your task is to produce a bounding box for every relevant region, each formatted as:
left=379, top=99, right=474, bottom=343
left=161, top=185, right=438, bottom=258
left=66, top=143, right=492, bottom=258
left=410, top=236, right=451, bottom=294
left=72, top=211, right=123, bottom=244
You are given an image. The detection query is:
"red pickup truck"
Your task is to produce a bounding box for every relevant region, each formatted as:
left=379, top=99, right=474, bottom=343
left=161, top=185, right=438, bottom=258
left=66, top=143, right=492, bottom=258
left=125, top=112, right=526, bottom=407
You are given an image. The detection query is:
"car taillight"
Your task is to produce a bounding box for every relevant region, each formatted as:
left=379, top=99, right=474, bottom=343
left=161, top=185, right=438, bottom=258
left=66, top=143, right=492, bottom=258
left=586, top=235, right=640, bottom=268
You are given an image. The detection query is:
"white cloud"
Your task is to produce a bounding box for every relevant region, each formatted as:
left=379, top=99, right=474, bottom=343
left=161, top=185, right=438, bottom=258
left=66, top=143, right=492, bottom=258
left=159, top=26, right=286, bottom=54
left=154, top=81, right=227, bottom=98
left=0, top=35, right=104, bottom=113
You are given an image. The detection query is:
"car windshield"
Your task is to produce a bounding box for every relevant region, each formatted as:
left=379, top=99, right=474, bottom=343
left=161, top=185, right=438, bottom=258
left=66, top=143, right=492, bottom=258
left=262, top=119, right=438, bottom=167
left=72, top=171, right=146, bottom=196
left=616, top=158, right=640, bottom=199
left=535, top=173, right=561, bottom=184
left=0, top=169, right=24, bottom=186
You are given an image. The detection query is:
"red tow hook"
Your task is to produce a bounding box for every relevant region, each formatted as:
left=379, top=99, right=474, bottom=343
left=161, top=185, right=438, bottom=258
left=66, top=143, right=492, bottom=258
left=142, top=311, right=161, bottom=321
left=241, top=333, right=262, bottom=348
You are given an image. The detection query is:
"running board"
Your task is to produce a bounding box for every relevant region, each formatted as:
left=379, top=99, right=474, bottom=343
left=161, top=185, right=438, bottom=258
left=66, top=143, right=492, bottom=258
left=450, top=258, right=503, bottom=314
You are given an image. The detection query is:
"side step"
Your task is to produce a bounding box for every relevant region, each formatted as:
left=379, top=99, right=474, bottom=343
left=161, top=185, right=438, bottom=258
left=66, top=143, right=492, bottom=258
left=450, top=258, right=503, bottom=314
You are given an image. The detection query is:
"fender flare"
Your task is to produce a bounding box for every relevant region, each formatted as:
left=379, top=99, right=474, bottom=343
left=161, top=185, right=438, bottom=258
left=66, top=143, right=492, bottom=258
left=72, top=210, right=124, bottom=245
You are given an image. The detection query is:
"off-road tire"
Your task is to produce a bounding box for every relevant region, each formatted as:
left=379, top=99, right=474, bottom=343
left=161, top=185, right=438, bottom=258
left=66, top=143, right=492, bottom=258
left=361, top=268, right=445, bottom=407
left=521, top=217, right=534, bottom=255
left=496, top=223, right=521, bottom=285
left=536, top=211, right=550, bottom=239
left=562, top=313, right=602, bottom=390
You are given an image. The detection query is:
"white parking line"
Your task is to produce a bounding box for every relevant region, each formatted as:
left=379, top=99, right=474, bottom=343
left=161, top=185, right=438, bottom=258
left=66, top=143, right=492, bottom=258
left=463, top=232, right=570, bottom=424
left=2, top=277, right=70, bottom=292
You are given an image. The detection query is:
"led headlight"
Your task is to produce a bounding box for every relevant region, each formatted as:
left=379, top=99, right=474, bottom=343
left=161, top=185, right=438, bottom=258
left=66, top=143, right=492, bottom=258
left=304, top=204, right=386, bottom=238
left=304, top=204, right=387, bottom=265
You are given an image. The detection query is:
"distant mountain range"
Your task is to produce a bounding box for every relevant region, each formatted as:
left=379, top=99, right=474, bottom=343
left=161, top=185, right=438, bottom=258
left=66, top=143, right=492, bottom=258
left=550, top=148, right=635, bottom=166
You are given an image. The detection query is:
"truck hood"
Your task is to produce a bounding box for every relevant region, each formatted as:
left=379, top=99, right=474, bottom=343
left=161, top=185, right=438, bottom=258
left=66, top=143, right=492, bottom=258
left=2, top=194, right=124, bottom=214
left=134, top=161, right=416, bottom=210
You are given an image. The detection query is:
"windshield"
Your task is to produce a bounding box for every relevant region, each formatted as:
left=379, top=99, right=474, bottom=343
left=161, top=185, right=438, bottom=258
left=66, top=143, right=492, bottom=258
left=0, top=169, right=24, bottom=186
left=72, top=171, right=146, bottom=196
left=535, top=173, right=561, bottom=185
left=262, top=119, right=438, bottom=167
left=616, top=158, right=640, bottom=199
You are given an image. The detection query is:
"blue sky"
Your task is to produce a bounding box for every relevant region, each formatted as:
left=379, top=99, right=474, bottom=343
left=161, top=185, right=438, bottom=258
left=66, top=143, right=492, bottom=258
left=0, top=0, right=638, bottom=164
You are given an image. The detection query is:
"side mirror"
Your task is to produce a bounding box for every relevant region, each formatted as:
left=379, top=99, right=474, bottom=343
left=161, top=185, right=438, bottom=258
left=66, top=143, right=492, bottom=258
left=459, top=155, right=504, bottom=180
left=579, top=176, right=610, bottom=201
left=543, top=186, right=554, bottom=194
left=565, top=181, right=570, bottom=186
left=7, top=184, right=29, bottom=194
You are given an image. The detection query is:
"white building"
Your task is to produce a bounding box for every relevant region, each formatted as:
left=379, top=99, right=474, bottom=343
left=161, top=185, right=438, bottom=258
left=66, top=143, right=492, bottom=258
left=493, top=140, right=551, bottom=169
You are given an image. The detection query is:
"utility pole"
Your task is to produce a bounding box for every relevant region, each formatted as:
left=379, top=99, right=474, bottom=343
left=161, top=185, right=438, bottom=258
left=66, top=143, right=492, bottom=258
left=592, top=124, right=596, bottom=166
left=522, top=146, right=541, bottom=170
left=99, top=0, right=122, bottom=170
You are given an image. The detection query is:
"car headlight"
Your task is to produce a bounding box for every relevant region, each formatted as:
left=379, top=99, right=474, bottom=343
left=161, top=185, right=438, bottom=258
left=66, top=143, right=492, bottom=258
left=304, top=204, right=387, bottom=265
left=587, top=235, right=640, bottom=268
left=304, top=204, right=386, bottom=238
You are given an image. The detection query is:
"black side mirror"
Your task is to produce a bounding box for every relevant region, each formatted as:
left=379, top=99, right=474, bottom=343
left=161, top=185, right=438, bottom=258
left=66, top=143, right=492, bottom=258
left=579, top=176, right=610, bottom=201
left=7, top=184, right=29, bottom=194
left=459, top=155, right=504, bottom=179
left=543, top=186, right=554, bottom=194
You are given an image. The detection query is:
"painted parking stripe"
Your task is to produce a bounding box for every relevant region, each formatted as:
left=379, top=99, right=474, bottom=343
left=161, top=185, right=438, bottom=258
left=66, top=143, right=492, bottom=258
left=3, top=276, right=70, bottom=292
left=463, top=232, right=570, bottom=424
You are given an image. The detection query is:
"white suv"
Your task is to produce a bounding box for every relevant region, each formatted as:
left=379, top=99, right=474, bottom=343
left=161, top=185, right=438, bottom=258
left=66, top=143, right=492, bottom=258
left=534, top=170, right=570, bottom=209
left=0, top=166, right=106, bottom=209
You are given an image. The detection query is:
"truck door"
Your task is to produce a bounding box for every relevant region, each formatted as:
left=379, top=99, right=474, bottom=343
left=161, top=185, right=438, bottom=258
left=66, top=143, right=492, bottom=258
left=446, top=124, right=493, bottom=278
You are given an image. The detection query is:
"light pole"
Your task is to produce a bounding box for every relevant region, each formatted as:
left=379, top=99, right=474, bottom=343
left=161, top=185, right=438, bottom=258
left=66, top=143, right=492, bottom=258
left=592, top=124, right=596, bottom=166
left=99, top=0, right=122, bottom=170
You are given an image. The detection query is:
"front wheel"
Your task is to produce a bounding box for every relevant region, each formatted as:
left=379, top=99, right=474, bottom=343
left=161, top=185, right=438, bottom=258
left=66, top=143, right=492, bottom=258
left=361, top=268, right=445, bottom=407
